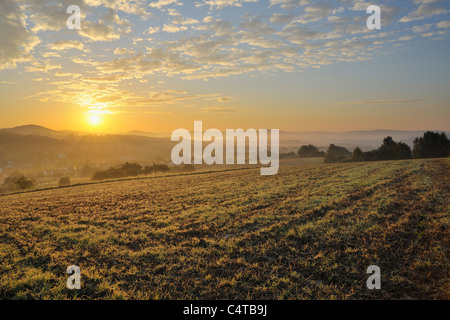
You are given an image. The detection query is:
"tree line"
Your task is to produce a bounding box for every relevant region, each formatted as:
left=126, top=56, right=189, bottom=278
left=295, top=131, right=450, bottom=163
left=92, top=162, right=171, bottom=181
left=91, top=163, right=196, bottom=181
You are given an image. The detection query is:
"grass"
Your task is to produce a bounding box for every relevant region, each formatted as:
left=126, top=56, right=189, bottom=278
left=0, top=158, right=448, bottom=300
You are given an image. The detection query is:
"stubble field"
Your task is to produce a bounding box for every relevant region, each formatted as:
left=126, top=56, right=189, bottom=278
left=0, top=159, right=448, bottom=299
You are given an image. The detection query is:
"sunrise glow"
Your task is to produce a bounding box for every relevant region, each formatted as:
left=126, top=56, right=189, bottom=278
left=88, top=114, right=102, bottom=126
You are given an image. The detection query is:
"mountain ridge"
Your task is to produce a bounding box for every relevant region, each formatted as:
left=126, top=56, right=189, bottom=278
left=2, top=125, right=450, bottom=152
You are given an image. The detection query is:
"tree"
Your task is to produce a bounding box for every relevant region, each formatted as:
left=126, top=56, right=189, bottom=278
left=413, top=131, right=450, bottom=159
left=353, top=136, right=412, bottom=162
left=396, top=142, right=413, bottom=160
left=298, top=145, right=325, bottom=158
left=121, top=162, right=142, bottom=177
left=143, top=165, right=155, bottom=175
left=3, top=171, right=23, bottom=186
left=324, top=144, right=352, bottom=163
left=92, top=162, right=171, bottom=181
left=377, top=136, right=412, bottom=160
left=59, top=177, right=71, bottom=187
left=92, top=163, right=142, bottom=181
left=144, top=164, right=170, bottom=175
left=352, top=147, right=364, bottom=162
left=154, top=164, right=170, bottom=174
left=15, top=176, right=34, bottom=190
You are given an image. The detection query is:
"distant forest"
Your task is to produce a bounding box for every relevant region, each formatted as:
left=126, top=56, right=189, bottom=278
left=288, top=131, right=450, bottom=164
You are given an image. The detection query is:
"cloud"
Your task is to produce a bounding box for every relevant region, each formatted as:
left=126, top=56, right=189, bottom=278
left=0, top=0, right=40, bottom=69
left=294, top=2, right=334, bottom=24
left=149, top=0, right=182, bottom=9
left=114, top=48, right=136, bottom=55
left=78, top=20, right=121, bottom=41
left=269, top=13, right=294, bottom=24
left=3, top=0, right=450, bottom=116
left=280, top=25, right=324, bottom=44
left=437, top=20, right=450, bottom=28
left=202, top=0, right=259, bottom=9
left=204, top=95, right=234, bottom=102
left=54, top=71, right=82, bottom=77
left=269, top=0, right=307, bottom=9
left=172, top=17, right=200, bottom=25
left=400, top=0, right=449, bottom=23
left=146, top=26, right=161, bottom=34
left=42, top=52, right=61, bottom=58
left=25, top=61, right=61, bottom=73
left=217, top=96, right=232, bottom=102
left=48, top=40, right=85, bottom=51
left=23, top=78, right=206, bottom=114
left=163, top=24, right=188, bottom=33
left=85, top=0, right=151, bottom=16
left=28, top=0, right=79, bottom=33
left=360, top=99, right=426, bottom=105
left=82, top=74, right=131, bottom=83
left=201, top=106, right=246, bottom=113
left=240, top=17, right=275, bottom=34
left=331, top=98, right=426, bottom=106
left=197, top=19, right=234, bottom=36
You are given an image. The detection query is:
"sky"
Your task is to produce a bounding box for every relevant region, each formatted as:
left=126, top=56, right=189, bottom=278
left=0, top=0, right=449, bottom=133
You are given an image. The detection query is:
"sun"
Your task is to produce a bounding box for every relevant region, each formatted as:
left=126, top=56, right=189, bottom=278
left=88, top=114, right=102, bottom=126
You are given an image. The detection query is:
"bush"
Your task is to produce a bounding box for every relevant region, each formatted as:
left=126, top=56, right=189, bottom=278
left=14, top=176, right=34, bottom=190
left=121, top=162, right=143, bottom=177
left=59, top=177, right=71, bottom=187
left=144, top=164, right=170, bottom=175
left=324, top=144, right=352, bottom=163
left=92, top=162, right=171, bottom=181
left=352, top=147, right=364, bottom=162
left=298, top=145, right=325, bottom=158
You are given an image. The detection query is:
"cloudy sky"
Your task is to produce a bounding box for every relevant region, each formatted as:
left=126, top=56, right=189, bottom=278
left=0, top=0, right=449, bottom=133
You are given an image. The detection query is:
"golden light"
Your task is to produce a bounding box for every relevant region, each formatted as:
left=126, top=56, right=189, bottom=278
left=88, top=114, right=102, bottom=126
left=83, top=102, right=113, bottom=128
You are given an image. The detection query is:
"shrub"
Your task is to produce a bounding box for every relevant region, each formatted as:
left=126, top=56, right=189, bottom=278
left=298, top=145, right=325, bottom=158
left=14, top=176, right=34, bottom=190
left=59, top=177, right=71, bottom=187
left=324, top=144, right=352, bottom=163
left=352, top=147, right=364, bottom=162
left=92, top=162, right=171, bottom=181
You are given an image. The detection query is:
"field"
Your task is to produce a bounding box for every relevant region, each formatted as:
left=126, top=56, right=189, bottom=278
left=0, top=159, right=448, bottom=300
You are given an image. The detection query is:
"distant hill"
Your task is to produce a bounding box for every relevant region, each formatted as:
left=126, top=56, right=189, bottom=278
left=0, top=125, right=66, bottom=138
left=0, top=129, right=174, bottom=165
left=0, top=125, right=99, bottom=139
left=1, top=125, right=449, bottom=159
left=0, top=131, right=62, bottom=147
left=126, top=130, right=172, bottom=138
